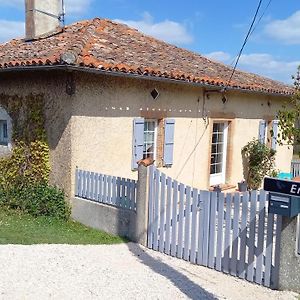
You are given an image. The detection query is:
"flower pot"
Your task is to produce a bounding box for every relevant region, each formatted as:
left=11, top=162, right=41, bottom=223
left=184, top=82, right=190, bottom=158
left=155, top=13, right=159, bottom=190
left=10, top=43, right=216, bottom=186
left=238, top=181, right=247, bottom=192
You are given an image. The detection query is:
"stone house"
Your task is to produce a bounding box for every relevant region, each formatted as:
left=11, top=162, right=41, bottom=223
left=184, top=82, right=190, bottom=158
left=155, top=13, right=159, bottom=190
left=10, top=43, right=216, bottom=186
left=0, top=1, right=294, bottom=198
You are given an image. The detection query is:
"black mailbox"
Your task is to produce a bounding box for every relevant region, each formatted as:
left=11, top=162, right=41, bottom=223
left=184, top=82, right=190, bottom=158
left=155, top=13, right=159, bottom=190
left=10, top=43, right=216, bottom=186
left=269, top=192, right=300, bottom=218
left=264, top=177, right=300, bottom=218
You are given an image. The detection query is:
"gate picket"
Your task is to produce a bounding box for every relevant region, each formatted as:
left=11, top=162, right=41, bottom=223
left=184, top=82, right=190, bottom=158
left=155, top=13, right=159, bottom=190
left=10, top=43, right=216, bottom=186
left=184, top=186, right=191, bottom=261
left=230, top=193, right=240, bottom=276
left=208, top=192, right=217, bottom=269
left=256, top=190, right=266, bottom=284
left=159, top=173, right=166, bottom=253
left=196, top=191, right=206, bottom=265
left=171, top=180, right=178, bottom=257
left=177, top=183, right=185, bottom=258
left=223, top=193, right=232, bottom=274
left=247, top=190, right=258, bottom=282
left=239, top=192, right=249, bottom=279
left=264, top=212, right=275, bottom=287
left=153, top=169, right=160, bottom=251
left=216, top=192, right=224, bottom=271
left=147, top=167, right=281, bottom=290
left=165, top=177, right=172, bottom=255
left=201, top=191, right=211, bottom=267
left=190, top=188, right=198, bottom=264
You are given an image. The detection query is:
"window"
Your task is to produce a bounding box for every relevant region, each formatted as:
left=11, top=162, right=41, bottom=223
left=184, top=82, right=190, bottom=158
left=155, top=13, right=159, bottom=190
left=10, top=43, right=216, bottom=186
left=0, top=120, right=8, bottom=146
left=132, top=118, right=175, bottom=170
left=210, top=122, right=228, bottom=185
left=143, top=120, right=157, bottom=160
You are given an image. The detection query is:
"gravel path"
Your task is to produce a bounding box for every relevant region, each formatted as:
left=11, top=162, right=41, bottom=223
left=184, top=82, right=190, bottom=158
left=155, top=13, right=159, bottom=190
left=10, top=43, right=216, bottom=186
left=0, top=243, right=298, bottom=300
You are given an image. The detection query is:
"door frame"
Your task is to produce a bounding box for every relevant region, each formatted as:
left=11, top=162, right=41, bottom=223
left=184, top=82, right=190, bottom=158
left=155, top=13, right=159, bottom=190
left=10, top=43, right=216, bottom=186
left=209, top=121, right=229, bottom=186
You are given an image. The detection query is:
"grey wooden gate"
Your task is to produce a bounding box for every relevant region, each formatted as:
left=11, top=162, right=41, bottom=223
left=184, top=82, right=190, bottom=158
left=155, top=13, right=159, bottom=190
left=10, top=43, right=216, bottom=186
left=147, top=166, right=282, bottom=289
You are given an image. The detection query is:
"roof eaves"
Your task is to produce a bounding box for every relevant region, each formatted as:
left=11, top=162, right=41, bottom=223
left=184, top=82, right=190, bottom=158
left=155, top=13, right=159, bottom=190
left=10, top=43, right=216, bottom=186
left=0, top=64, right=293, bottom=98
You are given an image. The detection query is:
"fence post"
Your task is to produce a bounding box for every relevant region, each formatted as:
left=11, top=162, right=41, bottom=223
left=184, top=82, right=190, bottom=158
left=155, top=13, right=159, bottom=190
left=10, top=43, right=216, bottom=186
left=134, top=159, right=153, bottom=246
left=278, top=216, right=300, bottom=292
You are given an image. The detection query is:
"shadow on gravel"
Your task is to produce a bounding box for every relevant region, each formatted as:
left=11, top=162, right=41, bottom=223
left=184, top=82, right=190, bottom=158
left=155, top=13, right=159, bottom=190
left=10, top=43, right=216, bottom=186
left=127, top=243, right=217, bottom=300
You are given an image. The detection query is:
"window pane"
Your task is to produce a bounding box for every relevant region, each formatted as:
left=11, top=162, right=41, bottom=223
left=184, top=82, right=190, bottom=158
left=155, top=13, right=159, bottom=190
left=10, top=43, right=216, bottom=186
left=143, top=120, right=156, bottom=159
left=144, top=132, right=154, bottom=143
left=3, top=123, right=7, bottom=139
left=216, top=163, right=223, bottom=173
left=212, top=134, right=217, bottom=143
left=147, top=122, right=155, bottom=131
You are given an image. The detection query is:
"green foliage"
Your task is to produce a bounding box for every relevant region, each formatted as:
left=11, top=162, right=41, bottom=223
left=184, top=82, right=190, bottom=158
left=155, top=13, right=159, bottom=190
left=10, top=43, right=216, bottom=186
left=0, top=93, right=67, bottom=220
left=0, top=184, right=70, bottom=220
left=242, top=139, right=276, bottom=190
left=277, top=66, right=300, bottom=145
left=0, top=141, right=50, bottom=189
left=0, top=93, right=46, bottom=143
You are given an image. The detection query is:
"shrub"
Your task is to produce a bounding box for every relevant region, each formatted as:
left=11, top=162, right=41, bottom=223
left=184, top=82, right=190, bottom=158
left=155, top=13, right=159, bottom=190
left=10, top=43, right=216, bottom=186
left=241, top=139, right=276, bottom=190
left=0, top=141, right=50, bottom=190
left=0, top=184, right=70, bottom=220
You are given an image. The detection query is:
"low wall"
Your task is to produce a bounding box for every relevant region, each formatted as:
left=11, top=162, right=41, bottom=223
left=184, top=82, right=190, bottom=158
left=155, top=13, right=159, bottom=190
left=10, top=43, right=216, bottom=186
left=71, top=197, right=137, bottom=241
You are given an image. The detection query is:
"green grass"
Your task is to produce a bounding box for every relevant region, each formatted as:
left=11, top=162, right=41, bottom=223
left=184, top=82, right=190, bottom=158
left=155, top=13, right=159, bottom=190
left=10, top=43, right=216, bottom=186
left=0, top=209, right=127, bottom=245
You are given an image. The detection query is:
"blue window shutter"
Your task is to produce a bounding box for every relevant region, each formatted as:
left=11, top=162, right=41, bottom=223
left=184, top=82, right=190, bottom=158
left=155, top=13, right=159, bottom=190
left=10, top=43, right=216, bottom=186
left=258, top=120, right=266, bottom=144
left=132, top=118, right=144, bottom=170
left=271, top=120, right=279, bottom=150
left=164, top=119, right=175, bottom=167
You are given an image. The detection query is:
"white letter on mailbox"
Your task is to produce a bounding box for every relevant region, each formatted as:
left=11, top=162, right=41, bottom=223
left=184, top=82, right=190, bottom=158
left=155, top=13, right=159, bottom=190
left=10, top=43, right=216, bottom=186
left=290, top=184, right=297, bottom=194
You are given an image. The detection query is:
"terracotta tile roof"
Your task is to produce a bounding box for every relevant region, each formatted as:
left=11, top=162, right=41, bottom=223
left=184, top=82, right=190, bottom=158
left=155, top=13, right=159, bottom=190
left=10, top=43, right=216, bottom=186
left=0, top=18, right=293, bottom=95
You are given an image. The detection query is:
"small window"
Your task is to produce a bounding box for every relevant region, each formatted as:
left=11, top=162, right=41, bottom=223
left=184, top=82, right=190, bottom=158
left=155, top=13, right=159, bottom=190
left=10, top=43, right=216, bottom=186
left=143, top=120, right=157, bottom=160
left=0, top=120, right=8, bottom=146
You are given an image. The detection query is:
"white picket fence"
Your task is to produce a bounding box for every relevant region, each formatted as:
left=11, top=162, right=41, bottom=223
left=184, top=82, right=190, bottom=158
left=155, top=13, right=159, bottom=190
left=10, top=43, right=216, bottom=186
left=147, top=166, right=282, bottom=289
left=75, top=168, right=137, bottom=211
left=291, top=160, right=300, bottom=178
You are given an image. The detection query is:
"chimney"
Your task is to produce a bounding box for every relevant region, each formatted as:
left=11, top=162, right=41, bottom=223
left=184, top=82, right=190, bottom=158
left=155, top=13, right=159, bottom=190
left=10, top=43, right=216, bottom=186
left=25, top=0, right=63, bottom=40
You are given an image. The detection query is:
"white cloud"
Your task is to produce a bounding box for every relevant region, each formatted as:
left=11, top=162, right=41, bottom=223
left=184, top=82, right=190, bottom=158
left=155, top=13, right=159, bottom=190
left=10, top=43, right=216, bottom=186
left=205, top=51, right=300, bottom=84
left=264, top=10, right=300, bottom=44
left=0, top=0, right=92, bottom=15
left=64, top=0, right=92, bottom=14
left=0, top=20, right=24, bottom=42
left=205, top=51, right=231, bottom=63
left=0, top=0, right=22, bottom=7
left=114, top=12, right=193, bottom=45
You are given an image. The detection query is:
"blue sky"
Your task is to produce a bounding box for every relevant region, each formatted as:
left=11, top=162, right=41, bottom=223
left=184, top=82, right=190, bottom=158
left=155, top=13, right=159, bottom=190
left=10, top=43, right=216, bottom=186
left=0, top=0, right=299, bottom=83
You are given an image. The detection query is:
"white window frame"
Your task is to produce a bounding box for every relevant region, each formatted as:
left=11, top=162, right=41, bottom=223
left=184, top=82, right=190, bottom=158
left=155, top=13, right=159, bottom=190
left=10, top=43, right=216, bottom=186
left=143, top=119, right=158, bottom=161
left=210, top=121, right=229, bottom=186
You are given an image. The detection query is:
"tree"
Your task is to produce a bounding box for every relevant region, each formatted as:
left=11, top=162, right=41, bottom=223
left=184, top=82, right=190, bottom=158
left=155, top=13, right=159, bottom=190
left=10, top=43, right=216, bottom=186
left=277, top=66, right=300, bottom=145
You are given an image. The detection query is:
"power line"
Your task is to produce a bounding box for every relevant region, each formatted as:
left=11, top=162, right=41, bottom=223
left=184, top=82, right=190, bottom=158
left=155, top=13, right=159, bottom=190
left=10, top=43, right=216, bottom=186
left=229, top=0, right=273, bottom=67
left=226, top=0, right=264, bottom=87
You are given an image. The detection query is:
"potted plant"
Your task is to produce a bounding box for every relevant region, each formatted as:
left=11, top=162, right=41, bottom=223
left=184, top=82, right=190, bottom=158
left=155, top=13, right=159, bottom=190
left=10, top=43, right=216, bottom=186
left=241, top=139, right=276, bottom=190
left=238, top=180, right=247, bottom=192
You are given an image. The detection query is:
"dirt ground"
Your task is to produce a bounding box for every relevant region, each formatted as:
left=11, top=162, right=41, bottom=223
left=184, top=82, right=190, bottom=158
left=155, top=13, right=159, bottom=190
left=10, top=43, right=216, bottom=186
left=0, top=243, right=298, bottom=300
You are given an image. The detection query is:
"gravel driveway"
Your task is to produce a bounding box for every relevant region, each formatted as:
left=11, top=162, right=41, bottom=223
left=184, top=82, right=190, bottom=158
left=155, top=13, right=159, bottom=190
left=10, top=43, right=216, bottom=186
left=0, top=243, right=297, bottom=300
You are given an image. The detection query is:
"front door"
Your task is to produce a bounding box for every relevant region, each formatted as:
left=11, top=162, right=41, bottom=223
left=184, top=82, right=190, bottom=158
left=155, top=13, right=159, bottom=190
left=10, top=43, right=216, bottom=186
left=210, top=122, right=228, bottom=186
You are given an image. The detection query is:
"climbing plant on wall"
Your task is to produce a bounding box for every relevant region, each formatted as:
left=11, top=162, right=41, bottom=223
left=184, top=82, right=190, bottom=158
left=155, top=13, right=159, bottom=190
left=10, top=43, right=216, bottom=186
left=0, top=93, right=50, bottom=188
left=0, top=93, right=69, bottom=219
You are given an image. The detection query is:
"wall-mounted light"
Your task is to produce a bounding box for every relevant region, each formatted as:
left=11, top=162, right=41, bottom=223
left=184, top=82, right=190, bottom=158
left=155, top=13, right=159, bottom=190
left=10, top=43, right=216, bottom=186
left=151, top=89, right=160, bottom=100
left=66, top=73, right=76, bottom=96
